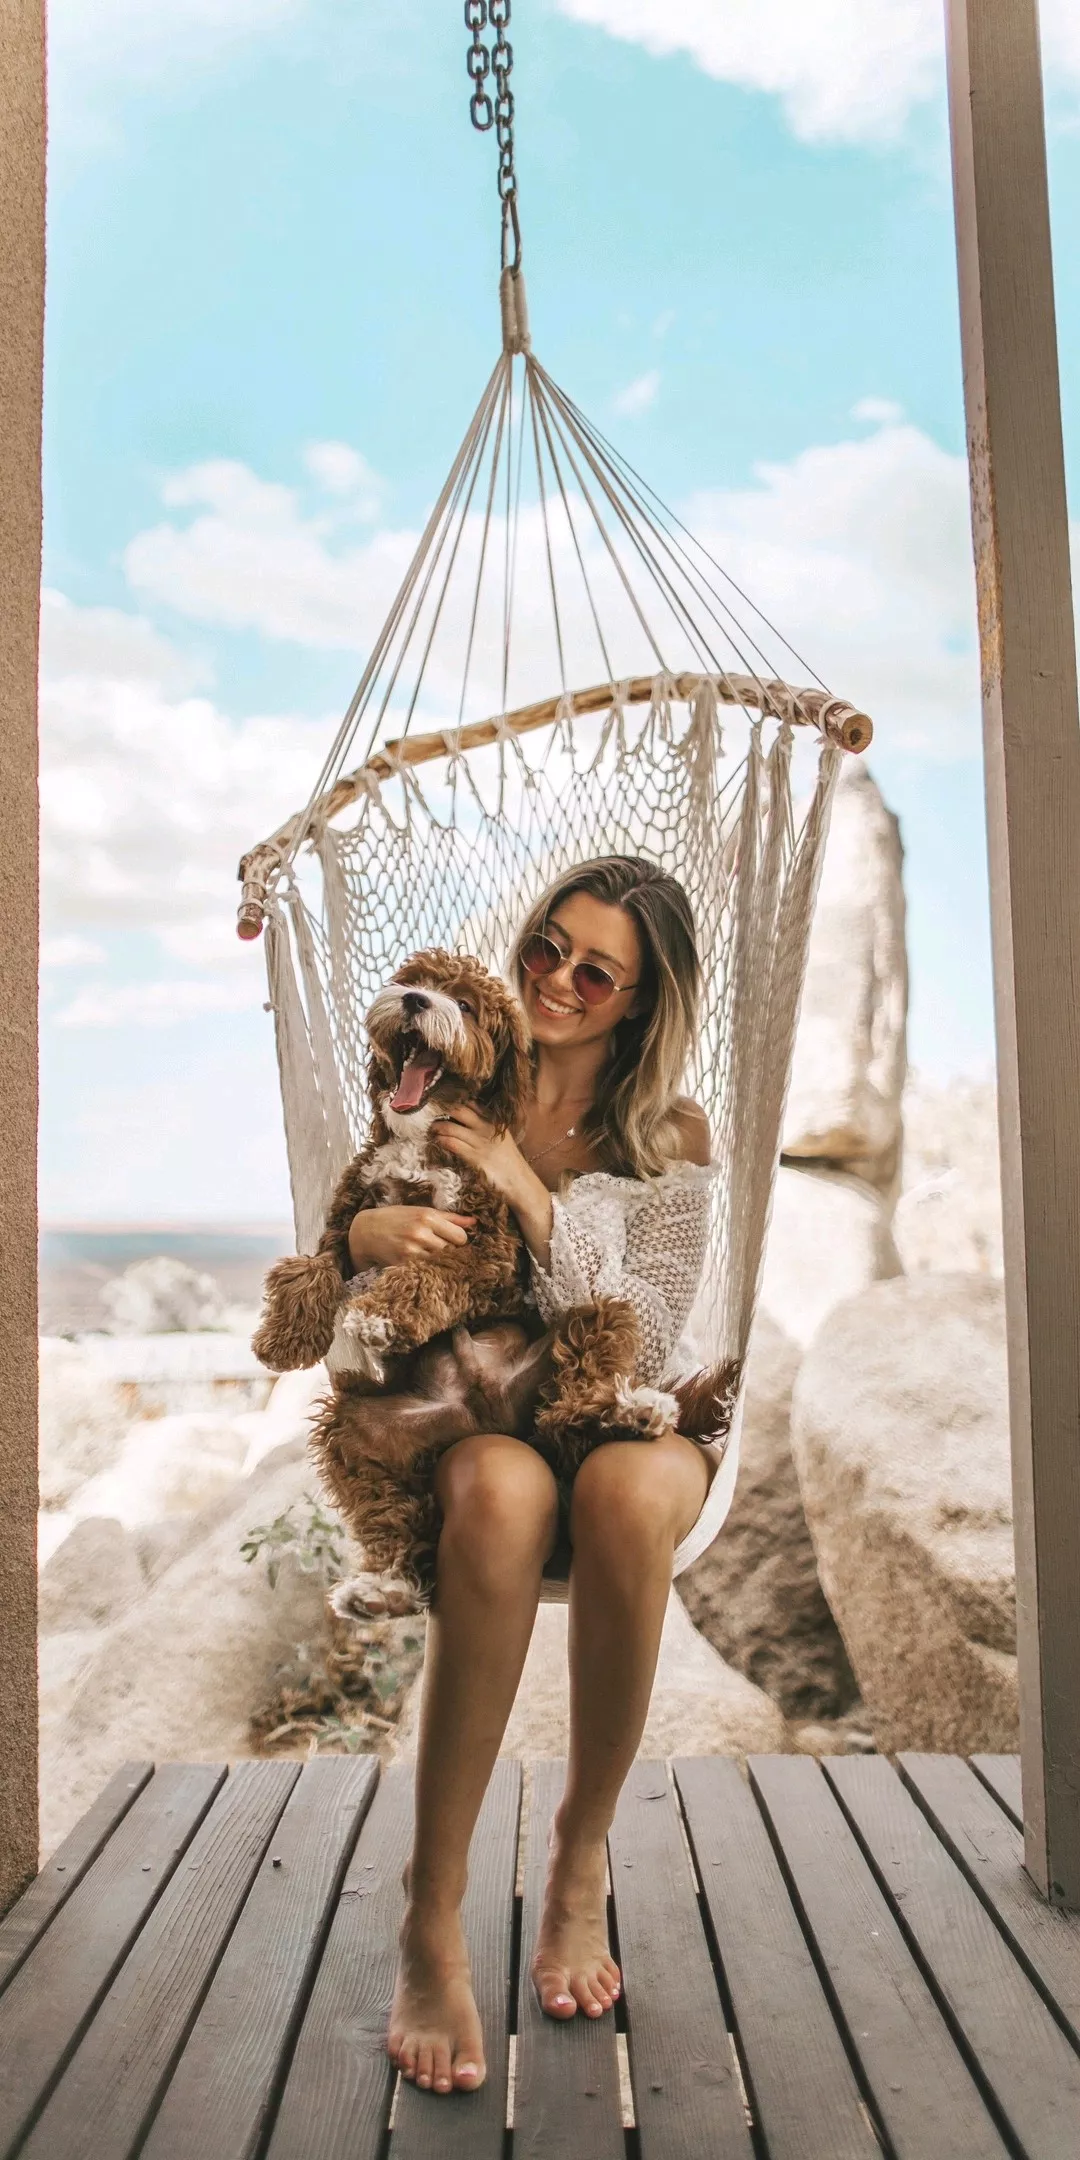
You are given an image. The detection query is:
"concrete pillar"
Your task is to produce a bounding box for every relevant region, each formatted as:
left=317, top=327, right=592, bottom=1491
left=0, top=0, right=45, bottom=1911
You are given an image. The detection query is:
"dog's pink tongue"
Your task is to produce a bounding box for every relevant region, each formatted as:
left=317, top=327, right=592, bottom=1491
left=390, top=1049, right=440, bottom=1113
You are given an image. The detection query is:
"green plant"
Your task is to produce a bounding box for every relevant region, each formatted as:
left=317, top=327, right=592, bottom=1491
left=240, top=1493, right=345, bottom=1590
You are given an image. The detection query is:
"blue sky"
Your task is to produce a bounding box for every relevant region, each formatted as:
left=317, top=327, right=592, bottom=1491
left=40, top=0, right=1080, bottom=1220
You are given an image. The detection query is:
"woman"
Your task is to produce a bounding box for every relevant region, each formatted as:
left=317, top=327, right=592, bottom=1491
left=345, top=856, right=730, bottom=2097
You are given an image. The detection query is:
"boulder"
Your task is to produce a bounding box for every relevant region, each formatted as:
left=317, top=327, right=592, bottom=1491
left=790, top=1273, right=1017, bottom=1754
left=759, top=1163, right=902, bottom=1350
left=39, top=1516, right=148, bottom=1633
left=679, top=1311, right=857, bottom=1719
left=66, top=1367, right=327, bottom=1528
left=392, top=1590, right=786, bottom=1763
left=39, top=1442, right=327, bottom=1855
left=894, top=1073, right=1003, bottom=1277
left=38, top=1338, right=129, bottom=1509
left=783, top=761, right=908, bottom=1192
left=102, top=1255, right=230, bottom=1333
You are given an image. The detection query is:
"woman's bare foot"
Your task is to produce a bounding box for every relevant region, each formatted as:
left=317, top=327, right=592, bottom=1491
left=388, top=1902, right=486, bottom=2094
left=531, top=1821, right=622, bottom=2019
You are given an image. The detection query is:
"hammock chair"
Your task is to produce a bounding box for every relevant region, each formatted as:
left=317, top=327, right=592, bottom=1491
left=236, top=1, right=873, bottom=1567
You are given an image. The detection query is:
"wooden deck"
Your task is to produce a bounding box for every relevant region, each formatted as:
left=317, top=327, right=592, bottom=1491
left=2, top=1752, right=1080, bottom=2158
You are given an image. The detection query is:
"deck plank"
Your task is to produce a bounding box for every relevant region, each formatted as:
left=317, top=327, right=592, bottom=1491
left=19, top=1761, right=300, bottom=2160
left=827, top=1756, right=1080, bottom=2160
left=513, top=1760, right=623, bottom=2160
left=674, top=1757, right=877, bottom=2160
left=0, top=1764, right=153, bottom=1999
left=970, top=1755, right=1023, bottom=1830
left=265, top=1762, right=413, bottom=2160
left=609, top=1761, right=753, bottom=2160
left=899, top=1754, right=1080, bottom=2050
left=0, top=1762, right=225, bottom=2160
left=391, top=1757, right=521, bottom=2159
left=139, top=1757, right=378, bottom=2160
left=751, top=1756, right=1008, bottom=2160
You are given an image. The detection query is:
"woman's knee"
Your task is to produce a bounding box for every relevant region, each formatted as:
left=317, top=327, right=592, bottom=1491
left=569, top=1439, right=687, bottom=1553
left=437, top=1433, right=559, bottom=1570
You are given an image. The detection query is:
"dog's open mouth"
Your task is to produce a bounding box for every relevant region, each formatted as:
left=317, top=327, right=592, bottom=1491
left=389, top=1040, right=443, bottom=1114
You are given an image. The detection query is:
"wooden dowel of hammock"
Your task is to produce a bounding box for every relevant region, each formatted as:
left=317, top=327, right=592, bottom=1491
left=236, top=670, right=872, bottom=937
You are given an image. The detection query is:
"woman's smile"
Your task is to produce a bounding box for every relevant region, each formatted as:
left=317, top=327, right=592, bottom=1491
left=534, top=986, right=580, bottom=1019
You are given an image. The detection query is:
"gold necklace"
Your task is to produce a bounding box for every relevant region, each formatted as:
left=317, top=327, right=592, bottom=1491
left=522, top=1120, right=578, bottom=1168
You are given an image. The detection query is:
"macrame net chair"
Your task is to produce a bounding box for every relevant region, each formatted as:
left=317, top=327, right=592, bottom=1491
left=237, top=266, right=873, bottom=1573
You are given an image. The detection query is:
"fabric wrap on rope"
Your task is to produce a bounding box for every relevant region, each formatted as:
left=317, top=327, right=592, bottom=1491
left=264, top=901, right=340, bottom=1254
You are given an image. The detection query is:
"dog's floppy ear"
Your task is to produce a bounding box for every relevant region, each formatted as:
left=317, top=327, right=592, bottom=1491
left=484, top=993, right=533, bottom=1135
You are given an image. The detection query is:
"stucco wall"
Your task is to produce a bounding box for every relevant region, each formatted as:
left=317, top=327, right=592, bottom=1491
left=0, top=0, right=45, bottom=1912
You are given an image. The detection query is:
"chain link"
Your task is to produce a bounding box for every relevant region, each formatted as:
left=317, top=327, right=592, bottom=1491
left=465, top=0, right=493, bottom=131
left=464, top=0, right=520, bottom=266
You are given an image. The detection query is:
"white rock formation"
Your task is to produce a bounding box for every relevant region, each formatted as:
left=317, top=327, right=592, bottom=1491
left=678, top=1310, right=856, bottom=1718
left=790, top=1273, right=1017, bottom=1754
left=39, top=1338, right=130, bottom=1509
left=392, top=1591, right=786, bottom=1762
left=783, top=761, right=908, bottom=1192
left=759, top=1163, right=902, bottom=1350
left=894, top=1073, right=1003, bottom=1277
left=39, top=1441, right=325, bottom=1854
left=49, top=1363, right=326, bottom=1529
left=39, top=1515, right=148, bottom=1634
left=102, top=1255, right=233, bottom=1334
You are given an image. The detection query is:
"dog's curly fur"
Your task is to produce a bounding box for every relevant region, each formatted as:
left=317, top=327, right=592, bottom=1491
left=253, top=948, right=737, bottom=1601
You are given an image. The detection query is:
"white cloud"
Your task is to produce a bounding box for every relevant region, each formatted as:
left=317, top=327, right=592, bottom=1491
left=40, top=1039, right=293, bottom=1220
left=53, top=978, right=266, bottom=1028
left=41, top=935, right=107, bottom=969
left=49, top=0, right=305, bottom=85
left=555, top=0, right=1080, bottom=144
left=126, top=455, right=413, bottom=652
left=119, top=410, right=983, bottom=756
left=40, top=592, right=327, bottom=979
left=40, top=588, right=202, bottom=693
left=853, top=396, right=905, bottom=427
left=687, top=416, right=979, bottom=752
left=56, top=399, right=1074, bottom=1041
left=303, top=441, right=382, bottom=511
left=613, top=369, right=661, bottom=418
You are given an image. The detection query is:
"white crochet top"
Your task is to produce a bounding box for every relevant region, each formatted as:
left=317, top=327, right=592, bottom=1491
left=529, top=1162, right=717, bottom=1389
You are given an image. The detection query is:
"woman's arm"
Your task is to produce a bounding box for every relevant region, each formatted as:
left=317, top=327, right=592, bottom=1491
left=432, top=1097, right=714, bottom=1382
left=430, top=1107, right=556, bottom=1266
left=347, top=1206, right=477, bottom=1272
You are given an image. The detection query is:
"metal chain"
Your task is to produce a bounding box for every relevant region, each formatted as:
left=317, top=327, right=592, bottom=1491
left=464, top=0, right=520, bottom=269
left=465, top=0, right=492, bottom=130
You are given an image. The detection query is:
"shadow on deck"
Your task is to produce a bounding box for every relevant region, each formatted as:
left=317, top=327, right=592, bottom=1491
left=1, top=1750, right=1079, bottom=2158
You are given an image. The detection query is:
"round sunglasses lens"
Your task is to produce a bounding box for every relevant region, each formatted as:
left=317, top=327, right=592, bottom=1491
left=573, top=962, right=617, bottom=1005
left=520, top=934, right=560, bottom=977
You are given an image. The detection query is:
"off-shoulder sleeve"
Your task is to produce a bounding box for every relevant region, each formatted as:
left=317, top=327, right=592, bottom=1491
left=529, top=1164, right=714, bottom=1387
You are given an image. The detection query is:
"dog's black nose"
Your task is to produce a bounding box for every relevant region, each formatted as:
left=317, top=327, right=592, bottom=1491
left=401, top=990, right=430, bottom=1017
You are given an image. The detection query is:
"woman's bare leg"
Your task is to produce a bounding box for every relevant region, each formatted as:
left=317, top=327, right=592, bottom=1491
left=389, top=1433, right=559, bottom=2092
left=531, top=1431, right=710, bottom=2018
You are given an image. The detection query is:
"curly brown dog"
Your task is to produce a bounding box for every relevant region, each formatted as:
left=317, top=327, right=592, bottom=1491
left=253, top=949, right=672, bottom=1607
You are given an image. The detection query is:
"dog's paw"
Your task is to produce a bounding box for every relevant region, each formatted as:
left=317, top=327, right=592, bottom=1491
left=330, top=1572, right=426, bottom=1622
left=610, top=1381, right=680, bottom=1439
left=340, top=1308, right=395, bottom=1380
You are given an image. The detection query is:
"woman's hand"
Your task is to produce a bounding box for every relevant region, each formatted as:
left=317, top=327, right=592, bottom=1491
left=431, top=1104, right=527, bottom=1201
left=434, top=1106, right=555, bottom=1267
left=348, top=1205, right=476, bottom=1272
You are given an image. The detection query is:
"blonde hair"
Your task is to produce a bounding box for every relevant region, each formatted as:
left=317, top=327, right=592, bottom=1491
left=509, top=856, right=702, bottom=1179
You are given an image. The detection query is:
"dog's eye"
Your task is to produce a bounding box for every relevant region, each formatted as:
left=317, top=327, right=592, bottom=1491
left=457, top=998, right=475, bottom=1018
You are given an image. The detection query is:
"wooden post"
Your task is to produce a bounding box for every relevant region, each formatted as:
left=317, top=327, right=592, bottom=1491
left=945, top=0, right=1080, bottom=1905
left=0, top=0, right=45, bottom=1912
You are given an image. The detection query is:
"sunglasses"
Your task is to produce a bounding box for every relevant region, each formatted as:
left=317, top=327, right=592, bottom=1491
left=519, top=931, right=638, bottom=1008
